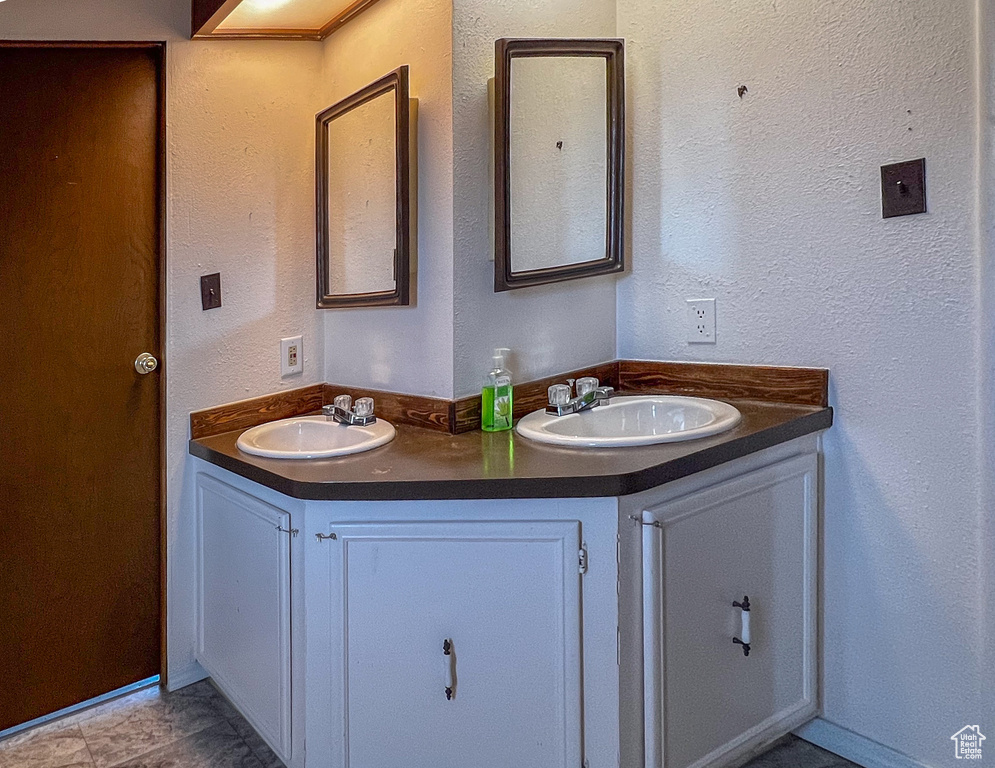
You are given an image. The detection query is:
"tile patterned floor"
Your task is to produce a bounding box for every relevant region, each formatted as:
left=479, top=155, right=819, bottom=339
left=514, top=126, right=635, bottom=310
left=1, top=681, right=859, bottom=768
left=0, top=681, right=283, bottom=768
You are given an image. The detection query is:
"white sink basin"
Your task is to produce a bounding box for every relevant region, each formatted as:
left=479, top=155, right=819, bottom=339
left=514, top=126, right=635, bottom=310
left=515, top=395, right=741, bottom=448
left=236, top=415, right=396, bottom=459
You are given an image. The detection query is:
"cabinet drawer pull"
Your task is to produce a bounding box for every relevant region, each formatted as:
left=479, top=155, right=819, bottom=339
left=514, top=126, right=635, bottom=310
left=315, top=532, right=338, bottom=542
left=443, top=638, right=456, bottom=700
left=733, top=596, right=751, bottom=656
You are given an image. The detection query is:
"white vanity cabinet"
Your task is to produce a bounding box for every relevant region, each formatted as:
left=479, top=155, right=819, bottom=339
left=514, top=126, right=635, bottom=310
left=637, top=449, right=819, bottom=768
left=195, top=475, right=294, bottom=764
left=192, top=429, right=824, bottom=768
left=304, top=520, right=585, bottom=768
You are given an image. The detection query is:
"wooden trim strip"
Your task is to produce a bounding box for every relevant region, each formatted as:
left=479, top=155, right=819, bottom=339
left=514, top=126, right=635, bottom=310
left=190, top=384, right=325, bottom=440
left=191, top=0, right=241, bottom=37
left=322, top=384, right=452, bottom=433
left=319, top=0, right=386, bottom=38
left=189, top=360, right=828, bottom=440
left=618, top=360, right=829, bottom=407
left=195, top=28, right=325, bottom=40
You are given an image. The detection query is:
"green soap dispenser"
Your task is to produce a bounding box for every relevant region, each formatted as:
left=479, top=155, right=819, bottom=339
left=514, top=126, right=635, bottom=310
left=481, top=348, right=514, bottom=432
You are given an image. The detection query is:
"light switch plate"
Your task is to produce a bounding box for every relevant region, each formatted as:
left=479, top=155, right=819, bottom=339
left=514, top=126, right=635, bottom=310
left=281, top=336, right=303, bottom=377
left=687, top=298, right=716, bottom=344
left=881, top=158, right=926, bottom=218
left=200, top=273, right=222, bottom=311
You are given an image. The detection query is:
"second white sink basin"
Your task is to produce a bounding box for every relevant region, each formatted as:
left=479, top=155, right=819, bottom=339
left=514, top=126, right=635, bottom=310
left=515, top=395, right=741, bottom=448
left=236, top=415, right=396, bottom=459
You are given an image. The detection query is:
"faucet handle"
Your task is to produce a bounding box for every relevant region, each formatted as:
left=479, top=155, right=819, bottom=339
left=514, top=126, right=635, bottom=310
left=354, top=397, right=375, bottom=417
left=333, top=394, right=353, bottom=412
left=575, top=377, right=600, bottom=397
left=548, top=384, right=572, bottom=406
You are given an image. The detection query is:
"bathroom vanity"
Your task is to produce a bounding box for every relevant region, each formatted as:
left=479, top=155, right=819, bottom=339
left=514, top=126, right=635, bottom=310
left=188, top=367, right=831, bottom=768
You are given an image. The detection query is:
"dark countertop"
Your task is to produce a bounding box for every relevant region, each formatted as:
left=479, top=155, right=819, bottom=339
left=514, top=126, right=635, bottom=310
left=188, top=399, right=833, bottom=501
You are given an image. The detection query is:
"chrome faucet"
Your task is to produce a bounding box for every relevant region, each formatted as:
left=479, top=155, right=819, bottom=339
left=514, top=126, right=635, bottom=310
left=323, top=394, right=378, bottom=426
left=545, top=377, right=614, bottom=417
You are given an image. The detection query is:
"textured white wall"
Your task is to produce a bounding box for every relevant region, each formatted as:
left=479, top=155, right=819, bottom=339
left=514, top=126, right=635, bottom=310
left=0, top=0, right=326, bottom=685
left=979, top=0, right=995, bottom=728
left=451, top=0, right=618, bottom=397
left=616, top=0, right=985, bottom=765
left=317, top=0, right=455, bottom=398
left=166, top=41, right=324, bottom=685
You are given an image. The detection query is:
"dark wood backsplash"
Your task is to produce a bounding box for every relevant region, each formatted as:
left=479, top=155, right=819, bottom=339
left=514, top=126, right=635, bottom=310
left=321, top=384, right=453, bottom=433
left=190, top=385, right=325, bottom=440
left=619, top=361, right=828, bottom=407
left=190, top=360, right=828, bottom=439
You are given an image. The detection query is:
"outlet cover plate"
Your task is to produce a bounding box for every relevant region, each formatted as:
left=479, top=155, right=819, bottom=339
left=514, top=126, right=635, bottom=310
left=881, top=158, right=926, bottom=218
left=687, top=298, right=716, bottom=344
left=281, top=336, right=303, bottom=377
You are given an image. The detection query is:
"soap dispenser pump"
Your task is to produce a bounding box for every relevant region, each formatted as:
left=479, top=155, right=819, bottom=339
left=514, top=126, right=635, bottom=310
left=482, top=348, right=513, bottom=432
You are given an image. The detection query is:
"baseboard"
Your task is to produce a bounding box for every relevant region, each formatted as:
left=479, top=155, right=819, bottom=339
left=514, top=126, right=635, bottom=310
left=165, top=659, right=208, bottom=692
left=795, top=718, right=932, bottom=768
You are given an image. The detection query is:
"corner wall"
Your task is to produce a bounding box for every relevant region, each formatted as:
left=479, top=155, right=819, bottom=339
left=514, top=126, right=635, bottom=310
left=978, top=0, right=995, bottom=727
left=317, top=0, right=456, bottom=398
left=451, top=0, right=618, bottom=397
left=615, top=0, right=985, bottom=765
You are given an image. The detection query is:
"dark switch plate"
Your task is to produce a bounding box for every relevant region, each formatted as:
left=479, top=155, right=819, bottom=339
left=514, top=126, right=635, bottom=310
left=881, top=158, right=926, bottom=218
left=200, top=273, right=222, bottom=311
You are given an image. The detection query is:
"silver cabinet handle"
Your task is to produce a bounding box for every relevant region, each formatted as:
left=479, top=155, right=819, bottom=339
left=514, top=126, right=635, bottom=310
left=443, top=638, right=456, bottom=700
left=276, top=526, right=298, bottom=538
left=135, top=352, right=158, bottom=375
left=315, top=532, right=337, bottom=542
left=733, top=596, right=751, bottom=656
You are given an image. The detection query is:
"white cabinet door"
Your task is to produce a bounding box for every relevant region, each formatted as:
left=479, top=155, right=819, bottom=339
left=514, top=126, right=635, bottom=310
left=196, top=475, right=293, bottom=762
left=643, top=454, right=818, bottom=768
left=313, top=520, right=583, bottom=768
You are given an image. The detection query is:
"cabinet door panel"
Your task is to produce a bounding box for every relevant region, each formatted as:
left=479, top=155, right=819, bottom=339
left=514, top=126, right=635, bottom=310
left=323, top=521, right=582, bottom=768
left=643, top=454, right=817, bottom=768
left=196, top=475, right=292, bottom=761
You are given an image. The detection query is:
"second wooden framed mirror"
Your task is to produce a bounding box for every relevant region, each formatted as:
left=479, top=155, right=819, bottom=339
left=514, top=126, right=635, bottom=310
left=494, top=38, right=625, bottom=292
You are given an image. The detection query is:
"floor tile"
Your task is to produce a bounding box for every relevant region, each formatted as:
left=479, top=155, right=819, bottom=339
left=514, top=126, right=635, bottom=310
left=108, top=721, right=261, bottom=768
left=742, top=736, right=860, bottom=768
left=0, top=719, right=93, bottom=768
left=76, top=685, right=227, bottom=768
left=224, top=712, right=284, bottom=768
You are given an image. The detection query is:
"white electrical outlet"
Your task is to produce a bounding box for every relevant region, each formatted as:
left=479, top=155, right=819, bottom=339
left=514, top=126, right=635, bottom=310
left=281, top=336, right=303, bottom=377
left=687, top=299, right=716, bottom=343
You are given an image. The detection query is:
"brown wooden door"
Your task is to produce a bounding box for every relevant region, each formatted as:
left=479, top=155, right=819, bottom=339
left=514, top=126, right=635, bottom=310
left=0, top=44, right=164, bottom=731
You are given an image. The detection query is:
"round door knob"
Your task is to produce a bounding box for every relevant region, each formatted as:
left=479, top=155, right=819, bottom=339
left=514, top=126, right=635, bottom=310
left=135, top=352, right=158, bottom=375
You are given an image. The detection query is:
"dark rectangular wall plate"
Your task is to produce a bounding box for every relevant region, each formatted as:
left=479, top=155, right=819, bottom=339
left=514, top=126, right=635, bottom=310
left=881, top=158, right=926, bottom=218
left=200, top=272, right=222, bottom=310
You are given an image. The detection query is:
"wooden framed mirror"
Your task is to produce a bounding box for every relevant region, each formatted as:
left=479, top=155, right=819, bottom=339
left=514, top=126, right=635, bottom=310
left=494, top=38, right=625, bottom=292
left=316, top=66, right=411, bottom=308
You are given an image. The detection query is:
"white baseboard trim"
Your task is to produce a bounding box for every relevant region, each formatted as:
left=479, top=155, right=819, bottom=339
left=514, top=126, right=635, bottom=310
left=794, top=718, right=932, bottom=768
left=165, top=660, right=208, bottom=692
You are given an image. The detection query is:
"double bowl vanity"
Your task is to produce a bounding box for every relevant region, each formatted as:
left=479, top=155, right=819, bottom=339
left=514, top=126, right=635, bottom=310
left=188, top=363, right=832, bottom=768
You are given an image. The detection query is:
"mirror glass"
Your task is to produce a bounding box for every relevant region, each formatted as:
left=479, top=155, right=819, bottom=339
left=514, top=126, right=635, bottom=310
left=325, top=93, right=396, bottom=296
left=495, top=39, right=624, bottom=292
left=317, top=66, right=410, bottom=308
left=509, top=56, right=608, bottom=271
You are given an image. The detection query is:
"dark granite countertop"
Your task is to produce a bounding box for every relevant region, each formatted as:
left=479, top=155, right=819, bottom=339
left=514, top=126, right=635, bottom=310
left=188, top=399, right=833, bottom=501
